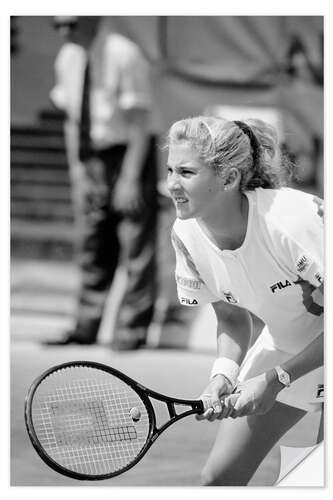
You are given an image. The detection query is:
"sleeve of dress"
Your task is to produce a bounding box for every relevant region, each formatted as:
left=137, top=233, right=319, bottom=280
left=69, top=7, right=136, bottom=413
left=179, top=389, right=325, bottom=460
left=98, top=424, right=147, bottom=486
left=171, top=227, right=221, bottom=307
left=283, top=194, right=324, bottom=288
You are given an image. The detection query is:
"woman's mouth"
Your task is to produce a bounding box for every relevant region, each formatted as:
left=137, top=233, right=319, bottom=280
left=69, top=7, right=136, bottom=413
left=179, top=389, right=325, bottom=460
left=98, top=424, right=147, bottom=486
left=174, top=197, right=188, bottom=204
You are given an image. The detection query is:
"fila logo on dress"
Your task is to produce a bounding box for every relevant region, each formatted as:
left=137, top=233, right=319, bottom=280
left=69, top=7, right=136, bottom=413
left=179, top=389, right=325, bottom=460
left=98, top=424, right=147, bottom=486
left=270, top=280, right=292, bottom=293
left=180, top=297, right=198, bottom=305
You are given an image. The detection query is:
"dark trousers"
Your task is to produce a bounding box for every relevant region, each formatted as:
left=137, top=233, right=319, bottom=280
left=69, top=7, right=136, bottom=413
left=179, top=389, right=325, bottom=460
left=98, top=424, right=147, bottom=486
left=72, top=137, right=157, bottom=342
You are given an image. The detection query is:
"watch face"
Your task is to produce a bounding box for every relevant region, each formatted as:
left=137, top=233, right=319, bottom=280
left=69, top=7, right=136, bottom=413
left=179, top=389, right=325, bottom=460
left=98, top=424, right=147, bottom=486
left=279, top=371, right=290, bottom=386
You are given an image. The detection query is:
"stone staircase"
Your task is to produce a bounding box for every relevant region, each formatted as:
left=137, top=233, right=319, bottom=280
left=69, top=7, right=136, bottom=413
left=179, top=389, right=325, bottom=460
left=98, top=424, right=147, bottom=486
left=11, top=110, right=75, bottom=259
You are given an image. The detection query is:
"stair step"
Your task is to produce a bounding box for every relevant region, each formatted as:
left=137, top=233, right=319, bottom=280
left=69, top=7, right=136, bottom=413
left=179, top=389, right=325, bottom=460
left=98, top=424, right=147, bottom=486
left=11, top=159, right=68, bottom=170
left=11, top=201, right=73, bottom=220
left=11, top=258, right=78, bottom=292
left=11, top=134, right=65, bottom=151
left=11, top=183, right=71, bottom=201
left=11, top=125, right=64, bottom=137
left=11, top=220, right=75, bottom=240
left=11, top=162, right=69, bottom=172
left=11, top=149, right=67, bottom=165
left=12, top=291, right=76, bottom=317
left=11, top=221, right=75, bottom=259
left=11, top=168, right=70, bottom=185
left=38, top=109, right=66, bottom=122
left=11, top=315, right=73, bottom=341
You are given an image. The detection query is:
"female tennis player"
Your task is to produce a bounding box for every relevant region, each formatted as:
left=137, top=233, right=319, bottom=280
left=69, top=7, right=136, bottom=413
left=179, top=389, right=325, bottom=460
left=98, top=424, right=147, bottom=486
left=166, top=116, right=324, bottom=486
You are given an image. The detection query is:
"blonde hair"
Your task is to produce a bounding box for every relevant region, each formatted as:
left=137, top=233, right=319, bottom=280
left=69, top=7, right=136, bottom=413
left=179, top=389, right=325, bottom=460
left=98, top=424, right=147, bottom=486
left=167, top=115, right=292, bottom=191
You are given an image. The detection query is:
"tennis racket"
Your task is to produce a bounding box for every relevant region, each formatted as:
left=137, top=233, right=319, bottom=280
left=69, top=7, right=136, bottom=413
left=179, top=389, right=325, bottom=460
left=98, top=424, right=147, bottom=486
left=24, top=360, right=206, bottom=481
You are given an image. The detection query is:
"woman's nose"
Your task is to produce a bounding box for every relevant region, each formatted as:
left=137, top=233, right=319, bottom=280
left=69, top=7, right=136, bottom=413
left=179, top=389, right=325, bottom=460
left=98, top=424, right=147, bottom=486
left=167, top=172, right=181, bottom=192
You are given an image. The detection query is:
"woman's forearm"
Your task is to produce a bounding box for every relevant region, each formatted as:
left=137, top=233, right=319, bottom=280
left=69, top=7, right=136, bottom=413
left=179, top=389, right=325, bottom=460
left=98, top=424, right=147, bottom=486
left=281, top=332, right=323, bottom=383
left=212, top=302, right=253, bottom=365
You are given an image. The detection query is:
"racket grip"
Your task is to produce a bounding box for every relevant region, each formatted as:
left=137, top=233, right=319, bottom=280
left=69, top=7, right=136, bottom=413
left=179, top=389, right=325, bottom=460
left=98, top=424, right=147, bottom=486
left=222, top=393, right=239, bottom=405
left=200, top=390, right=240, bottom=411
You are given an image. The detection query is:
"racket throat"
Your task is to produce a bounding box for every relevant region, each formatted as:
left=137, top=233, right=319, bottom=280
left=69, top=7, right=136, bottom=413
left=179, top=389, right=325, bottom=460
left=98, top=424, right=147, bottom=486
left=167, top=402, right=177, bottom=419
left=153, top=400, right=202, bottom=437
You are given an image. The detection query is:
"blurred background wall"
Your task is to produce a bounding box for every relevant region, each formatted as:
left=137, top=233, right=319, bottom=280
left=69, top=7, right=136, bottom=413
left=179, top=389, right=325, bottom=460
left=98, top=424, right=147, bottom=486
left=11, top=16, right=324, bottom=145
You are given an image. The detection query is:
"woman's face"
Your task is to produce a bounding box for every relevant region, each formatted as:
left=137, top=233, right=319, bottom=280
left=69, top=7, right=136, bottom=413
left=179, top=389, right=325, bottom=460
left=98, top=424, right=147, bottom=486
left=167, top=142, right=224, bottom=220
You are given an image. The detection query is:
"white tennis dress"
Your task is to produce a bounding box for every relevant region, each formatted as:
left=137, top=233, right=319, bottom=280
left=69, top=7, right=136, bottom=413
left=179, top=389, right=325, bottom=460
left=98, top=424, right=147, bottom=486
left=171, top=187, right=324, bottom=411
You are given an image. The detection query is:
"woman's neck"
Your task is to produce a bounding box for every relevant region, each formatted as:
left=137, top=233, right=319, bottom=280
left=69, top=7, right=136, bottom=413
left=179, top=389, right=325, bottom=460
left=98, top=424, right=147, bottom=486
left=196, top=192, right=249, bottom=251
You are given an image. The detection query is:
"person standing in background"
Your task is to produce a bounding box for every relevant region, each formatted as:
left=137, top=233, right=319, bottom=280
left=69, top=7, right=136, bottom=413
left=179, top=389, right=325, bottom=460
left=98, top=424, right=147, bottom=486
left=45, top=16, right=158, bottom=350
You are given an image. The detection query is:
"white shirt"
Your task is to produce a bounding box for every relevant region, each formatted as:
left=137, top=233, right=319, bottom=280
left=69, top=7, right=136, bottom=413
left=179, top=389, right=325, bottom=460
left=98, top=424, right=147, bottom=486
left=50, top=34, right=153, bottom=148
left=172, top=187, right=324, bottom=354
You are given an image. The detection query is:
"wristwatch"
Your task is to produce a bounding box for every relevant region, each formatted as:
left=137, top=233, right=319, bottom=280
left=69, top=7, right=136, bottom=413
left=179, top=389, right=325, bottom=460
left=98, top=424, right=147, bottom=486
left=274, top=366, right=291, bottom=388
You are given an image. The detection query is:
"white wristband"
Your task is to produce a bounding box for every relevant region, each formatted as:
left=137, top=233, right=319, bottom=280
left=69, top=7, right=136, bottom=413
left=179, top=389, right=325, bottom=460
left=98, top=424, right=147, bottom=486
left=210, top=357, right=240, bottom=388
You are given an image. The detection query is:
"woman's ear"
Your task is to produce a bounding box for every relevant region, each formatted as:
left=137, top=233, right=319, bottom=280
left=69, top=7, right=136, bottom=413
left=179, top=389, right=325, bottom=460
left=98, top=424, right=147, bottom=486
left=223, top=168, right=241, bottom=191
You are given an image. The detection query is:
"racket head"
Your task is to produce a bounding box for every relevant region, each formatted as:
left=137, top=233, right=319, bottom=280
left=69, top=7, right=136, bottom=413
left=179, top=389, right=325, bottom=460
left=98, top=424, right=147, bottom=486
left=25, top=361, right=155, bottom=480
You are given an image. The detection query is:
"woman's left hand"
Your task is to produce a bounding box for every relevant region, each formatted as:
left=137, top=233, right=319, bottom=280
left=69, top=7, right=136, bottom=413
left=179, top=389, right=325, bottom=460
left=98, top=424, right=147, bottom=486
left=196, top=375, right=238, bottom=422
left=225, top=371, right=282, bottom=418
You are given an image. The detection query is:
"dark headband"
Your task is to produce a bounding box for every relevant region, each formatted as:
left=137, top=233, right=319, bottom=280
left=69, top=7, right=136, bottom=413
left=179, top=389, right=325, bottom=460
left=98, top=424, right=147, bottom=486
left=233, top=120, right=260, bottom=167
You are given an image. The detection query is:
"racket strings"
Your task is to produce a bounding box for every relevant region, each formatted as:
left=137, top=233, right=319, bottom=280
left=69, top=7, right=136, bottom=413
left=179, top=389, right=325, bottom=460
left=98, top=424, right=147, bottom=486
left=31, top=368, right=151, bottom=476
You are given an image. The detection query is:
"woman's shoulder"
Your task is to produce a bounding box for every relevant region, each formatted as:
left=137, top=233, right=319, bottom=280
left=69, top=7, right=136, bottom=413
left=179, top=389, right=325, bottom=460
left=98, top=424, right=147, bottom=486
left=253, top=187, right=323, bottom=249
left=255, top=187, right=321, bottom=227
left=254, top=186, right=317, bottom=208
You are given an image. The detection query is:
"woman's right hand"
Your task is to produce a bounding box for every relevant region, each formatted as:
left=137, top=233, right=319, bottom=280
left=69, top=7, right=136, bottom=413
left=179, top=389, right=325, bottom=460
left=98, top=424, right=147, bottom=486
left=196, top=375, right=240, bottom=422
